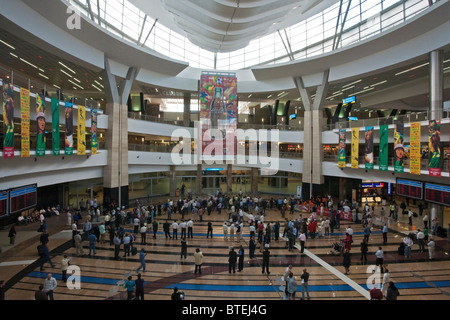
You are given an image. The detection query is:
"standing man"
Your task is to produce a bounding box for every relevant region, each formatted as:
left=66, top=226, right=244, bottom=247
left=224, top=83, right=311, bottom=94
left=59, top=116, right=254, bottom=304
left=299, top=232, right=306, bottom=254
left=416, top=229, right=425, bottom=252
left=207, top=221, right=213, bottom=239
left=180, top=220, right=187, bottom=239
left=163, top=220, right=171, bottom=239
left=373, top=247, right=384, bottom=274
left=187, top=218, right=194, bottom=239
left=140, top=223, right=147, bottom=245
left=61, top=255, right=70, bottom=283
left=74, top=231, right=84, bottom=257
left=39, top=243, right=55, bottom=271
left=301, top=268, right=310, bottom=300
left=223, top=222, right=228, bottom=241
left=172, top=220, right=179, bottom=240
left=408, top=209, right=413, bottom=226
left=249, top=236, right=256, bottom=259
left=382, top=224, right=388, bottom=244
left=152, top=219, right=159, bottom=239
left=135, top=273, right=145, bottom=300
left=87, top=231, right=97, bottom=258
left=113, top=233, right=121, bottom=260
left=194, top=248, right=203, bottom=274
left=238, top=245, right=245, bottom=272
left=43, top=273, right=57, bottom=300
left=228, top=247, right=237, bottom=273
left=261, top=247, right=270, bottom=275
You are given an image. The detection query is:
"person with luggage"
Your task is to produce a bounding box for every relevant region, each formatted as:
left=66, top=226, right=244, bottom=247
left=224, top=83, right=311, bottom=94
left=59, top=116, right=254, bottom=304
left=403, top=234, right=414, bottom=259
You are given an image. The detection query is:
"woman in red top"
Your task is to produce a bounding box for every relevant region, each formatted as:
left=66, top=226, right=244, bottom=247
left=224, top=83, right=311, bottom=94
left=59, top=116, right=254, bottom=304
left=344, top=232, right=352, bottom=251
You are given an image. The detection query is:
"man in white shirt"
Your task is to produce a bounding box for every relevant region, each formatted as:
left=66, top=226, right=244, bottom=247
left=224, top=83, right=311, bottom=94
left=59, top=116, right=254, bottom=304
left=299, top=233, right=306, bottom=253
left=223, top=222, right=228, bottom=241
left=230, top=223, right=235, bottom=241
left=133, top=217, right=140, bottom=234
left=179, top=220, right=187, bottom=239
left=416, top=229, right=425, bottom=252
left=140, top=224, right=147, bottom=245
left=43, top=273, right=57, bottom=300
left=427, top=238, right=435, bottom=260
left=423, top=214, right=429, bottom=229
left=172, top=220, right=179, bottom=240
left=373, top=247, right=384, bottom=274
left=187, top=219, right=194, bottom=238
left=408, top=209, right=413, bottom=226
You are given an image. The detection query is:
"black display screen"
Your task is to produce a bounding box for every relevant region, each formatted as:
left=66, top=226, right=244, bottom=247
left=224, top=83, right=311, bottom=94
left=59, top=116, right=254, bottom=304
left=424, top=183, right=450, bottom=206
left=9, top=185, right=37, bottom=214
left=0, top=191, right=8, bottom=218
left=396, top=178, right=423, bottom=200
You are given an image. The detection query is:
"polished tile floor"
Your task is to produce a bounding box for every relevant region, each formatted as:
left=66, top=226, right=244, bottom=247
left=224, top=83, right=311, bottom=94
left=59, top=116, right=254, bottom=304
left=1, top=200, right=449, bottom=300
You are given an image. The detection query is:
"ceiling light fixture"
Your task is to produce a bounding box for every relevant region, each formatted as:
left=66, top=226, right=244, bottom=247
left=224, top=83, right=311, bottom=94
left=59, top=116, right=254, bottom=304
left=58, top=61, right=76, bottom=74
left=395, top=62, right=429, bottom=76
left=0, top=39, right=15, bottom=50
left=68, top=79, right=84, bottom=89
left=9, top=52, right=18, bottom=58
left=38, top=73, right=49, bottom=79
left=342, top=79, right=361, bottom=88
left=19, top=58, right=38, bottom=69
left=60, top=69, right=73, bottom=78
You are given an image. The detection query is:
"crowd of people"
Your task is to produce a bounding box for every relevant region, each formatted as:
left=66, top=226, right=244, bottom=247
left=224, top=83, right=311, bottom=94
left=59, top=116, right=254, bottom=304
left=5, top=188, right=448, bottom=301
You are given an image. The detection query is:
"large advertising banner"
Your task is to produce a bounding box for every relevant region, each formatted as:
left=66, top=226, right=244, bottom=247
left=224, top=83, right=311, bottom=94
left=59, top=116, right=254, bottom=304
left=394, top=122, right=404, bottom=173
left=379, top=125, right=388, bottom=171
left=65, top=102, right=74, bottom=155
left=51, top=98, right=60, bottom=156
left=35, top=94, right=46, bottom=157
left=20, top=88, right=30, bottom=158
left=199, top=72, right=237, bottom=160
left=428, top=120, right=441, bottom=177
left=364, top=126, right=374, bottom=170
left=91, top=108, right=98, bottom=155
left=2, top=82, right=15, bottom=158
left=410, top=122, right=421, bottom=175
left=77, top=105, right=86, bottom=155
left=351, top=128, right=359, bottom=169
left=338, top=129, right=346, bottom=168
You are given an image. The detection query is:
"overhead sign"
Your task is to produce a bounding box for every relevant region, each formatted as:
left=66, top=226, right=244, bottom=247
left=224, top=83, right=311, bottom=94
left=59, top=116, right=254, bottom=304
left=343, top=95, right=356, bottom=105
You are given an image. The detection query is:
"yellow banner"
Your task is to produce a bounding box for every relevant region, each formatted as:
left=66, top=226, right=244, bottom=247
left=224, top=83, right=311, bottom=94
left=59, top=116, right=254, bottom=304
left=410, top=122, right=421, bottom=175
left=20, top=88, right=30, bottom=158
left=77, top=105, right=86, bottom=155
left=351, top=128, right=359, bottom=169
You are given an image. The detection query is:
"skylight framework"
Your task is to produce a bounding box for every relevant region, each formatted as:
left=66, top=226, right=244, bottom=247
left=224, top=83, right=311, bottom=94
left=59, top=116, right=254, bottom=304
left=67, top=0, right=432, bottom=70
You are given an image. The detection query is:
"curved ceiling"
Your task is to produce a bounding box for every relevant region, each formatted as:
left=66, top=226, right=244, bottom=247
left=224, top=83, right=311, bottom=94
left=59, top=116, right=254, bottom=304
left=129, top=0, right=339, bottom=52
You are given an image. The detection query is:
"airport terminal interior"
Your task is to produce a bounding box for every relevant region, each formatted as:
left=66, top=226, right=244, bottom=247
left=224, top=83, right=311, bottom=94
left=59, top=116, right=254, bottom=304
left=0, top=0, right=450, bottom=301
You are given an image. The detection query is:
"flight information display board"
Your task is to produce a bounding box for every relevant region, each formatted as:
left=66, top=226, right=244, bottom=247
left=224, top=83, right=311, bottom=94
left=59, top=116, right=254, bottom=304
left=396, top=178, right=423, bottom=200
left=9, top=185, right=37, bottom=214
left=0, top=191, right=8, bottom=218
left=424, top=183, right=450, bottom=206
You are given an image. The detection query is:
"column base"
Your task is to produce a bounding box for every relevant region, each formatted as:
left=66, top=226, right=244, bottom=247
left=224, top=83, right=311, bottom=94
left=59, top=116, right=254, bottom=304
left=103, top=186, right=129, bottom=210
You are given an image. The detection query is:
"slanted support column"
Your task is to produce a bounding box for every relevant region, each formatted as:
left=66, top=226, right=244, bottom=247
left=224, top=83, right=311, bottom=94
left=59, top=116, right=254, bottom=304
left=197, top=164, right=202, bottom=196
left=101, top=56, right=138, bottom=209
left=184, top=92, right=191, bottom=127
left=227, top=164, right=233, bottom=194
left=251, top=167, right=258, bottom=194
left=170, top=165, right=176, bottom=197
left=294, top=70, right=329, bottom=199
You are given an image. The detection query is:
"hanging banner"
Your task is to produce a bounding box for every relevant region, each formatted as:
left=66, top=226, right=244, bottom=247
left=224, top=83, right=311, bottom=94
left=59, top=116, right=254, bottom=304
left=199, top=72, right=237, bottom=161
left=351, top=128, right=359, bottom=169
left=20, top=88, right=30, bottom=158
left=379, top=125, right=388, bottom=171
left=428, top=120, right=441, bottom=177
left=65, top=102, right=74, bottom=155
left=410, top=122, right=421, bottom=175
left=2, top=82, right=15, bottom=158
left=35, top=94, right=46, bottom=157
left=51, top=98, right=60, bottom=156
left=338, top=129, right=346, bottom=168
left=77, top=105, right=86, bottom=155
left=394, top=122, right=404, bottom=173
left=91, top=108, right=98, bottom=155
left=364, top=126, right=374, bottom=170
